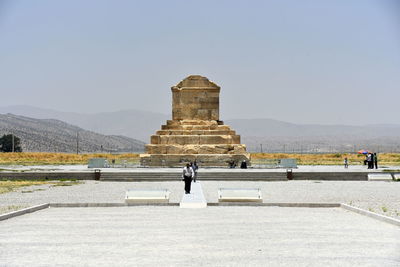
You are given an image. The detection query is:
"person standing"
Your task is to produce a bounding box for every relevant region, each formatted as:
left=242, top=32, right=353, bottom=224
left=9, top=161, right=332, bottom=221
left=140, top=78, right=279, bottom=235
left=240, top=160, right=247, bottom=169
left=374, top=153, right=378, bottom=169
left=344, top=157, right=348, bottom=169
left=182, top=163, right=194, bottom=194
left=370, top=153, right=375, bottom=169
left=191, top=161, right=198, bottom=182
left=366, top=153, right=372, bottom=169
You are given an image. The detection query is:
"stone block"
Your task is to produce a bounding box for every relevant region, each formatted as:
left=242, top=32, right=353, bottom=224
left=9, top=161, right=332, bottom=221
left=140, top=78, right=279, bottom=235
left=145, top=144, right=167, bottom=154
left=125, top=189, right=170, bottom=204
left=199, top=135, right=232, bottom=145
left=150, top=135, right=160, bottom=144
left=234, top=145, right=247, bottom=153
left=368, top=174, right=393, bottom=181
left=140, top=153, right=250, bottom=167
left=231, top=135, right=241, bottom=144
left=218, top=188, right=262, bottom=202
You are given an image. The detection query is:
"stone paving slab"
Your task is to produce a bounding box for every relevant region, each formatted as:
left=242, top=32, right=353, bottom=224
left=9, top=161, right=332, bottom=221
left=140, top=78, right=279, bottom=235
left=180, top=182, right=207, bottom=208
left=0, top=206, right=399, bottom=266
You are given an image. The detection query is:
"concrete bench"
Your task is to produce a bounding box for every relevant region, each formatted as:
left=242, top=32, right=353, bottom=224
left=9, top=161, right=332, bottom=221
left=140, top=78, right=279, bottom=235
left=125, top=189, right=170, bottom=204
left=218, top=188, right=262, bottom=203
left=393, top=174, right=400, bottom=181
left=367, top=174, right=393, bottom=181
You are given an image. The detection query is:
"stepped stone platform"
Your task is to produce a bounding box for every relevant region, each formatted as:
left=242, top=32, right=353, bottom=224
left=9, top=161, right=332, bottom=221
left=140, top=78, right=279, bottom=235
left=140, top=75, right=250, bottom=167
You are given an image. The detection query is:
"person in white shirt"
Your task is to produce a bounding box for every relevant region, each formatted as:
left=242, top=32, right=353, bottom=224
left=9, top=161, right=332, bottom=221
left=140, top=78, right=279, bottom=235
left=182, top=163, right=194, bottom=194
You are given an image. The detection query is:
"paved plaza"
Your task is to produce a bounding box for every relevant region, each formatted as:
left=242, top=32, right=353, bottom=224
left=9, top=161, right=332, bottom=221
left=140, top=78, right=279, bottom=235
left=1, top=178, right=399, bottom=266
left=1, top=180, right=399, bottom=219
left=1, top=206, right=399, bottom=266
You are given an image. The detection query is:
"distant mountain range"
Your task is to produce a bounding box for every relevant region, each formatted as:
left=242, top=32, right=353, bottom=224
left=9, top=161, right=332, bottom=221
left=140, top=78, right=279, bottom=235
left=0, top=105, right=168, bottom=143
left=0, top=113, right=145, bottom=153
left=1, top=105, right=400, bottom=153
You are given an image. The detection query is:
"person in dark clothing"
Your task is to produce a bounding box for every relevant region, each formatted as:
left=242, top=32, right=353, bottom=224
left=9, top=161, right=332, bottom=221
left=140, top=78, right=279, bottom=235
left=366, top=153, right=373, bottom=169
left=344, top=157, right=348, bottom=169
left=191, top=161, right=198, bottom=182
left=370, top=153, right=375, bottom=169
left=229, top=160, right=236, bottom=168
left=182, top=163, right=194, bottom=194
left=374, top=153, right=378, bottom=169
left=240, top=160, right=247, bottom=169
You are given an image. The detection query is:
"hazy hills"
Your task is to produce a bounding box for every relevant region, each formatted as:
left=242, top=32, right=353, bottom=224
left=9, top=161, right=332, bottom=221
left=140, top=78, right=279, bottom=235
left=225, top=119, right=400, bottom=152
left=0, top=113, right=145, bottom=153
left=0, top=105, right=168, bottom=143
left=1, top=105, right=400, bottom=153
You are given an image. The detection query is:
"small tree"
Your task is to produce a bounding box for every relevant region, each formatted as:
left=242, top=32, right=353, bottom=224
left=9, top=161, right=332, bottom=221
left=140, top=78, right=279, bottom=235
left=0, top=134, right=22, bottom=152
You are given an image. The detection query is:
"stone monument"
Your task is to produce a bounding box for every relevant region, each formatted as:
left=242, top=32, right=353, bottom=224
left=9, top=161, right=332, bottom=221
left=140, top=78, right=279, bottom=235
left=140, top=75, right=250, bottom=167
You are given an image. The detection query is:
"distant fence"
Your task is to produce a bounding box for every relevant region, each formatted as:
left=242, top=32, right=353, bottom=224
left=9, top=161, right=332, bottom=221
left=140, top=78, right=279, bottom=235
left=251, top=158, right=297, bottom=169
left=246, top=144, right=400, bottom=153
left=88, top=158, right=141, bottom=168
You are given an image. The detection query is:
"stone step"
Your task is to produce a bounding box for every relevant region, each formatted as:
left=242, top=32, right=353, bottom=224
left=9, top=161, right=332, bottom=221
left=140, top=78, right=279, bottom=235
left=150, top=135, right=241, bottom=145
left=140, top=153, right=250, bottom=167
left=166, top=120, right=223, bottom=126
left=99, top=172, right=287, bottom=181
left=145, top=144, right=246, bottom=154
left=156, top=130, right=236, bottom=136
left=161, top=125, right=231, bottom=131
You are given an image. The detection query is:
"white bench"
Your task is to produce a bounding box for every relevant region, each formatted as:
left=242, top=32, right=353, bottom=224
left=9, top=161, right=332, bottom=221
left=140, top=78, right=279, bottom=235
left=367, top=174, right=393, bottom=181
left=393, top=173, right=400, bottom=181
left=125, top=189, right=170, bottom=204
left=218, top=188, right=262, bottom=203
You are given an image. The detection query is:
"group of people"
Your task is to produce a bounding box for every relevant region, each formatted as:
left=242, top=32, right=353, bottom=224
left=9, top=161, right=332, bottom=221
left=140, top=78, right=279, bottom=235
left=365, top=153, right=378, bottom=169
left=229, top=160, right=248, bottom=169
left=182, top=160, right=249, bottom=193
left=182, top=161, right=198, bottom=194
left=344, top=153, right=378, bottom=169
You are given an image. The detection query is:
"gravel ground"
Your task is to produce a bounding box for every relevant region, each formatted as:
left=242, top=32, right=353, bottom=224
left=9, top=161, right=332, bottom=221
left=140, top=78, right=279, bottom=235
left=1, top=180, right=399, bottom=219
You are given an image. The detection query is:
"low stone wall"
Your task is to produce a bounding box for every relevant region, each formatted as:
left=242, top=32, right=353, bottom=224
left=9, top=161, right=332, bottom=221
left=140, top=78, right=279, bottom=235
left=293, top=172, right=368, bottom=181
left=0, top=171, right=373, bottom=181
left=0, top=172, right=95, bottom=180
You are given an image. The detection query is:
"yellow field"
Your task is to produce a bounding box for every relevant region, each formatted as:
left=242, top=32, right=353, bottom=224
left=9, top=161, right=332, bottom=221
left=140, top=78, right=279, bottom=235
left=0, top=152, right=139, bottom=165
left=0, top=152, right=399, bottom=166
left=251, top=153, right=400, bottom=166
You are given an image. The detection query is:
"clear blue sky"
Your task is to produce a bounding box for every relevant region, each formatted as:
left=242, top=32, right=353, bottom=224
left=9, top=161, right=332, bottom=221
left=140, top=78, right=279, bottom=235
left=0, top=0, right=399, bottom=125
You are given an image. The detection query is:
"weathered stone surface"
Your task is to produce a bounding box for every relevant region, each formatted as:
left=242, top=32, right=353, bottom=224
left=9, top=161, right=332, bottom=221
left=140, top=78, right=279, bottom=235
left=140, top=75, right=249, bottom=167
left=152, top=135, right=238, bottom=145
left=144, top=144, right=247, bottom=155
left=140, top=153, right=250, bottom=167
left=156, top=130, right=236, bottom=136
left=171, top=76, right=220, bottom=121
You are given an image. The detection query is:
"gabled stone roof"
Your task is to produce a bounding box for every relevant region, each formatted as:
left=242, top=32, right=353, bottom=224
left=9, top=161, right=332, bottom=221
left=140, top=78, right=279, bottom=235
left=172, top=75, right=220, bottom=90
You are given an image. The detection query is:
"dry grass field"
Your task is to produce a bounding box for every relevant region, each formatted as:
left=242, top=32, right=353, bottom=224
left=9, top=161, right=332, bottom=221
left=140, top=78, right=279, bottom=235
left=251, top=153, right=400, bottom=166
left=0, top=152, right=399, bottom=166
left=0, top=152, right=139, bottom=166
